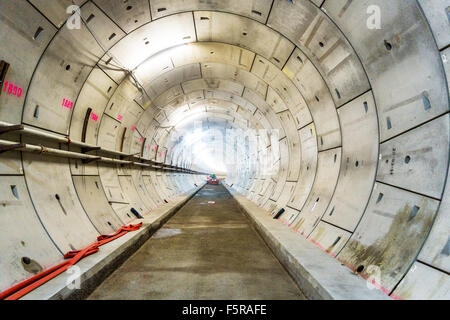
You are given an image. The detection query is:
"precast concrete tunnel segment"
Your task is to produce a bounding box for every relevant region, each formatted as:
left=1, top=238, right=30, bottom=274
left=0, top=0, right=449, bottom=300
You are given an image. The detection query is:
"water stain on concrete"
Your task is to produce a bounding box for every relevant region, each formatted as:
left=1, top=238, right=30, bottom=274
left=339, top=200, right=436, bottom=290
left=152, top=228, right=182, bottom=239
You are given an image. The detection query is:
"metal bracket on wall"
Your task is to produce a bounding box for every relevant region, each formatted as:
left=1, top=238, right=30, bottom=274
left=81, top=146, right=101, bottom=154
left=119, top=153, right=137, bottom=168
left=82, top=156, right=101, bottom=164
left=120, top=153, right=139, bottom=161
left=0, top=143, right=25, bottom=154
left=0, top=124, right=24, bottom=135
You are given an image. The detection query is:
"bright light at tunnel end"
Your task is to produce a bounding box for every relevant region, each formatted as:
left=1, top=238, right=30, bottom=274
left=169, top=119, right=281, bottom=178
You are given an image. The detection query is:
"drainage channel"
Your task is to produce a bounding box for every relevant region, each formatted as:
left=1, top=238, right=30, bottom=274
left=87, top=184, right=306, bottom=300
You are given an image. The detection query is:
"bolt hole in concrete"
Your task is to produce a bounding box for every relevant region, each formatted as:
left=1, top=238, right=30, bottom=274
left=33, top=26, right=44, bottom=40
left=21, top=257, right=43, bottom=274
left=86, top=14, right=95, bottom=23
left=329, top=207, right=335, bottom=216
left=384, top=40, right=393, bottom=51
left=33, top=105, right=39, bottom=118
left=335, top=88, right=341, bottom=99
left=10, top=185, right=19, bottom=199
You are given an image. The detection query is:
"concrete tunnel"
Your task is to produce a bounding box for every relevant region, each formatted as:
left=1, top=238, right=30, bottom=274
left=0, top=0, right=449, bottom=301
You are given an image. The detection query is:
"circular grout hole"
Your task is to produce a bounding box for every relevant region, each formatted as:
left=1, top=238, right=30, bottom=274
left=126, top=5, right=132, bottom=10
left=65, top=65, right=71, bottom=71
left=319, top=41, right=324, bottom=47
left=405, top=155, right=411, bottom=164
left=356, top=265, right=364, bottom=273
left=22, top=257, right=31, bottom=265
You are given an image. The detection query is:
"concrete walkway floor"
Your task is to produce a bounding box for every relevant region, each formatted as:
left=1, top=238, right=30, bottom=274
left=88, top=184, right=306, bottom=300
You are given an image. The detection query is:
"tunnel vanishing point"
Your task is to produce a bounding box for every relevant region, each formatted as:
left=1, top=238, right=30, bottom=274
left=0, top=0, right=449, bottom=301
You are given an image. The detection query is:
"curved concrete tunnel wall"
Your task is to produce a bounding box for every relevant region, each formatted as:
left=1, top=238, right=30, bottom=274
left=0, top=0, right=449, bottom=299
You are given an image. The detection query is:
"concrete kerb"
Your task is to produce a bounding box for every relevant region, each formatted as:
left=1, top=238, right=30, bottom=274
left=20, top=183, right=206, bottom=300
left=223, top=184, right=390, bottom=300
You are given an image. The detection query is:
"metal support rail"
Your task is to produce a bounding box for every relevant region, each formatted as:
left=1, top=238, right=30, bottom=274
left=0, top=121, right=207, bottom=175
left=0, top=139, right=151, bottom=167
